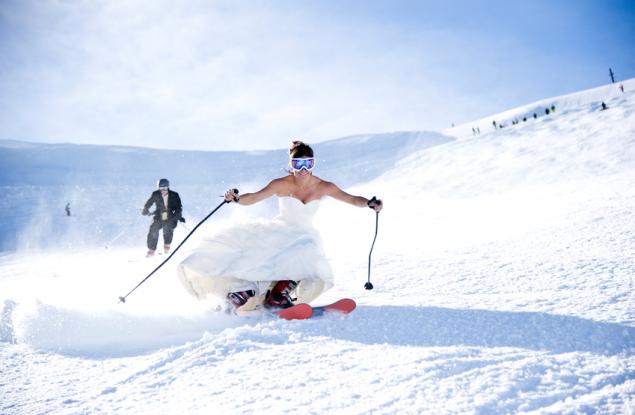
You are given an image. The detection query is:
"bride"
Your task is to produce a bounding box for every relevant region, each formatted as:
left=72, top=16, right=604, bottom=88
left=177, top=140, right=383, bottom=312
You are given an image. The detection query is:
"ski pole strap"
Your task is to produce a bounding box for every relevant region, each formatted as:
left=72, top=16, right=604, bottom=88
left=367, top=211, right=379, bottom=284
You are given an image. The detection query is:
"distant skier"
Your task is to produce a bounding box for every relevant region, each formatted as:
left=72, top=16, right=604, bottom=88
left=65, top=203, right=71, bottom=217
left=492, top=120, right=497, bottom=129
left=619, top=84, right=624, bottom=93
left=142, top=178, right=184, bottom=257
left=601, top=102, right=608, bottom=111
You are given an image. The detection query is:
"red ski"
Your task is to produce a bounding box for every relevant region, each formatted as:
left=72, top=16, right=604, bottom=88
left=311, top=298, right=356, bottom=317
left=239, top=299, right=356, bottom=320
left=278, top=299, right=356, bottom=320
left=277, top=303, right=313, bottom=320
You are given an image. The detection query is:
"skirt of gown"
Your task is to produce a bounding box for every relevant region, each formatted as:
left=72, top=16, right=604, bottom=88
left=177, top=196, right=333, bottom=305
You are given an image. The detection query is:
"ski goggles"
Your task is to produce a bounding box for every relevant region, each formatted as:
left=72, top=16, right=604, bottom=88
left=290, top=158, right=315, bottom=171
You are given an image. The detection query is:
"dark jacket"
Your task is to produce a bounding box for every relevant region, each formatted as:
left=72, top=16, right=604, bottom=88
left=143, top=190, right=183, bottom=223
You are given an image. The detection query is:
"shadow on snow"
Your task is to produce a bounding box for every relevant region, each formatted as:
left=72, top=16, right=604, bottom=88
left=323, top=305, right=635, bottom=356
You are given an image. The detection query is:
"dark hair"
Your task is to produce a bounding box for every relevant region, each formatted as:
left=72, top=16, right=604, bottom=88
left=289, top=140, right=314, bottom=158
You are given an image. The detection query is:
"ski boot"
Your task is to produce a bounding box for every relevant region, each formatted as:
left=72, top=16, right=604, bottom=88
left=227, top=290, right=256, bottom=311
left=264, top=280, right=298, bottom=310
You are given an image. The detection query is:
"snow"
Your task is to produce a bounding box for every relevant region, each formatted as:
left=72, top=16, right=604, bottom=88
left=2, top=80, right=635, bottom=414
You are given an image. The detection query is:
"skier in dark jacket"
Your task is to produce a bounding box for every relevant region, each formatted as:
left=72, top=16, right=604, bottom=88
left=142, top=178, right=184, bottom=257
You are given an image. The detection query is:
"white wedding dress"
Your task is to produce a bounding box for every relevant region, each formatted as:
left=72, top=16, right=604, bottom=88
left=177, top=196, right=333, bottom=305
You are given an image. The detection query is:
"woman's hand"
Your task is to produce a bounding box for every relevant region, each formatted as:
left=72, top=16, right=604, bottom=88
left=224, top=189, right=240, bottom=203
left=367, top=197, right=383, bottom=212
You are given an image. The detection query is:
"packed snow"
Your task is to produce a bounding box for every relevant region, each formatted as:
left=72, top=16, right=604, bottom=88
left=1, top=79, right=634, bottom=414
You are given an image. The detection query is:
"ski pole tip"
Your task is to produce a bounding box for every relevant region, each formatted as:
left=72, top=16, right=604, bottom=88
left=364, top=282, right=374, bottom=290
left=118, top=296, right=126, bottom=304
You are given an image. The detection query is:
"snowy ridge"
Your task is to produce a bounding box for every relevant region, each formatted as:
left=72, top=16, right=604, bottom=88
left=445, top=78, right=635, bottom=139
left=0, top=131, right=450, bottom=187
left=1, top=80, right=635, bottom=414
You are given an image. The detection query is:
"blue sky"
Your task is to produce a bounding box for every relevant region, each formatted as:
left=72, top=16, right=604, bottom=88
left=0, top=0, right=633, bottom=151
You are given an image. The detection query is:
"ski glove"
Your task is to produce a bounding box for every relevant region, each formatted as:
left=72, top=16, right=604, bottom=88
left=224, top=188, right=240, bottom=203
left=367, top=196, right=383, bottom=212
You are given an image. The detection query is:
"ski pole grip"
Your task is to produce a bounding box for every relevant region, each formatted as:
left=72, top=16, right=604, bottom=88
left=367, top=196, right=377, bottom=208
left=230, top=188, right=240, bottom=203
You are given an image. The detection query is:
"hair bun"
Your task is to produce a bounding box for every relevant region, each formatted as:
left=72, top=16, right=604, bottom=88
left=289, top=140, right=304, bottom=154
left=288, top=139, right=313, bottom=158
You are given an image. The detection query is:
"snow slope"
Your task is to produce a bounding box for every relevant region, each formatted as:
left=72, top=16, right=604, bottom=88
left=1, top=79, right=635, bottom=414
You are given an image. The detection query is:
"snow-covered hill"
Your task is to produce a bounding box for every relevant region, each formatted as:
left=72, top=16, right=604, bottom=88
left=1, top=79, right=634, bottom=414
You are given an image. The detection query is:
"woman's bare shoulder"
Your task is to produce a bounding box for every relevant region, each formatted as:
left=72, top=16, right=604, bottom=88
left=315, top=177, right=340, bottom=194
left=268, top=175, right=294, bottom=192
left=267, top=175, right=291, bottom=184
left=268, top=176, right=285, bottom=184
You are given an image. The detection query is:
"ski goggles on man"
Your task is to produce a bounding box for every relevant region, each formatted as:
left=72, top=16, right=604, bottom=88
left=290, top=158, right=315, bottom=172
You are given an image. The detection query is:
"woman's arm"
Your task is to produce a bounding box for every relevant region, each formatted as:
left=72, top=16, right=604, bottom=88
left=324, top=182, right=383, bottom=211
left=225, top=179, right=283, bottom=206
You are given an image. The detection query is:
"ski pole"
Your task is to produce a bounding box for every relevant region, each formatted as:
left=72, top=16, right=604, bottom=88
left=118, top=189, right=238, bottom=303
left=365, top=198, right=380, bottom=290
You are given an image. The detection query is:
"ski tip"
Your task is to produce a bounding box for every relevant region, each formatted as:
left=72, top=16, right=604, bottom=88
left=278, top=303, right=313, bottom=320
left=314, top=298, right=356, bottom=315
left=337, top=298, right=356, bottom=308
